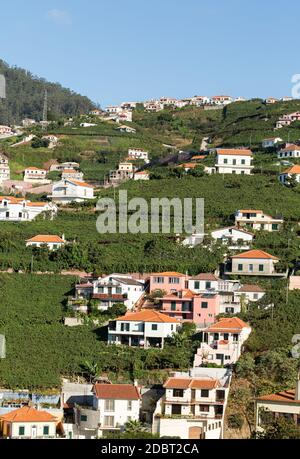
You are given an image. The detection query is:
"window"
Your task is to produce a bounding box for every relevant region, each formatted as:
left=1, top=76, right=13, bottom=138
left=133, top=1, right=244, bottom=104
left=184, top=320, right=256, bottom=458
left=201, top=389, right=209, bottom=398
left=241, top=159, right=245, bottom=165
left=205, top=281, right=211, bottom=289
left=224, top=333, right=229, bottom=340
left=214, top=333, right=219, bottom=340
left=223, top=159, right=228, bottom=164
left=201, top=302, right=208, bottom=309
left=104, top=416, right=114, bottom=427
left=121, top=323, right=130, bottom=332
left=116, top=287, right=122, bottom=294
left=154, top=276, right=164, bottom=284
left=128, top=401, right=132, bottom=411
left=238, top=264, right=243, bottom=271
left=80, top=415, right=88, bottom=422
left=259, top=264, right=264, bottom=272
left=105, top=399, right=115, bottom=412
left=152, top=324, right=158, bottom=331
left=199, top=405, right=209, bottom=412
left=225, top=307, right=234, bottom=314
left=43, top=426, right=49, bottom=435
left=18, top=426, right=25, bottom=436
left=169, top=277, right=179, bottom=284
left=216, top=353, right=224, bottom=360
left=232, top=159, right=236, bottom=165
left=272, top=223, right=278, bottom=230
left=18, top=212, right=22, bottom=218
left=171, top=302, right=176, bottom=311
left=194, top=281, right=200, bottom=290
left=253, top=294, right=258, bottom=300
left=182, top=302, right=191, bottom=312
left=5, top=211, right=9, bottom=218
left=249, top=264, right=253, bottom=272
left=173, top=389, right=184, bottom=397
left=225, top=356, right=231, bottom=360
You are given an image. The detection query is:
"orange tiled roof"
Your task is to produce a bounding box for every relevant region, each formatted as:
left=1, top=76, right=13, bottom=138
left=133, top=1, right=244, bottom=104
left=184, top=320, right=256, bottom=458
left=67, top=179, right=94, bottom=188
left=283, top=165, right=300, bottom=175
left=206, top=317, right=250, bottom=333
left=231, top=249, right=279, bottom=260
left=217, top=149, right=252, bottom=156
left=62, top=169, right=79, bottom=173
left=280, top=144, right=300, bottom=152
left=0, top=406, right=56, bottom=423
left=257, top=389, right=300, bottom=403
left=115, top=309, right=179, bottom=323
left=93, top=384, right=140, bottom=400
left=238, top=209, right=263, bottom=213
left=25, top=167, right=46, bottom=171
left=26, top=202, right=48, bottom=207
left=164, top=377, right=219, bottom=390
left=162, top=289, right=197, bottom=300
left=192, top=155, right=206, bottom=160
left=153, top=271, right=186, bottom=277
left=238, top=284, right=265, bottom=293
left=26, top=235, right=64, bottom=243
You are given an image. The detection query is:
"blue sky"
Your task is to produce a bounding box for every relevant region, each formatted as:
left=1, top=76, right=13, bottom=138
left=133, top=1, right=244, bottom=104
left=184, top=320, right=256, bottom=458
left=0, top=0, right=300, bottom=107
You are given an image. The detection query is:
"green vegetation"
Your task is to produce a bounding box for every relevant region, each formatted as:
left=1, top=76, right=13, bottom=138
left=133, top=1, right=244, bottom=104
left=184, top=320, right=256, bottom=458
left=0, top=59, right=94, bottom=124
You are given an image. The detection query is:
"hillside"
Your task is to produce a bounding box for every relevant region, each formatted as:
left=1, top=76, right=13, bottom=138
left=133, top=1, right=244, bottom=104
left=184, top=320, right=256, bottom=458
left=0, top=60, right=95, bottom=124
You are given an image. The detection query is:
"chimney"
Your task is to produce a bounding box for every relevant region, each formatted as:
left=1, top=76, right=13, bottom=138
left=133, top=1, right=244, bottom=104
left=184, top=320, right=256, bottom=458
left=295, top=371, right=300, bottom=400
left=133, top=379, right=139, bottom=387
left=62, top=233, right=65, bottom=242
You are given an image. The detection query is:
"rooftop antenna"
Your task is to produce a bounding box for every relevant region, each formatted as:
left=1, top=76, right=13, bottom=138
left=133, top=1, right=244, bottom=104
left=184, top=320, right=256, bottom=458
left=42, top=89, right=48, bottom=129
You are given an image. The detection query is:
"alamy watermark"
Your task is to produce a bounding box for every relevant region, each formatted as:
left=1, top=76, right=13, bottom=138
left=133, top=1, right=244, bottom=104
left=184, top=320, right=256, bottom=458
left=96, top=191, right=204, bottom=234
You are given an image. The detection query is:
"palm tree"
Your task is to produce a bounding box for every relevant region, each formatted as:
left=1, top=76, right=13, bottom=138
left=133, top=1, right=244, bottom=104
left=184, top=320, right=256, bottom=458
left=81, top=360, right=100, bottom=382
left=124, top=420, right=148, bottom=434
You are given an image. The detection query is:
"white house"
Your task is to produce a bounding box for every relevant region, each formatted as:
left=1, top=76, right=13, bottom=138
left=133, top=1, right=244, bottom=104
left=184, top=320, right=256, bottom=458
left=133, top=171, right=150, bottom=180
left=188, top=273, right=220, bottom=293
left=50, top=162, right=80, bottom=172
left=278, top=144, right=300, bottom=159
left=115, top=125, right=136, bottom=134
left=49, top=179, right=94, bottom=204
left=92, top=274, right=146, bottom=311
left=255, top=374, right=300, bottom=434
left=61, top=169, right=84, bottom=181
left=262, top=137, right=282, bottom=149
left=0, top=406, right=59, bottom=439
left=116, top=111, right=133, bottom=123
left=89, top=109, right=102, bottom=116
left=193, top=317, right=252, bottom=367
left=211, top=226, right=254, bottom=250
left=211, top=96, right=233, bottom=105
left=215, top=149, right=253, bottom=175
left=80, top=122, right=97, bottom=128
left=75, top=383, right=141, bottom=438
left=109, top=162, right=136, bottom=183
left=279, top=164, right=300, bottom=184
left=42, top=135, right=59, bottom=148
left=108, top=310, right=180, bottom=348
left=276, top=112, right=300, bottom=129
left=265, top=97, right=278, bottom=104
left=234, top=284, right=265, bottom=304
left=0, top=126, right=13, bottom=137
left=0, top=153, right=10, bottom=182
left=227, top=249, right=281, bottom=277
left=235, top=209, right=283, bottom=232
left=24, top=167, right=49, bottom=184
left=190, top=96, right=211, bottom=106
left=26, top=234, right=65, bottom=250
left=0, top=196, right=57, bottom=221
left=128, top=148, right=149, bottom=163
left=153, top=367, right=232, bottom=439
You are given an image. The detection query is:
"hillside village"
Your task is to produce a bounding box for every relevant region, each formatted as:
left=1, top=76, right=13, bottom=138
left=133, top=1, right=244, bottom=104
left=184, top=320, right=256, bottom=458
left=1, top=92, right=300, bottom=440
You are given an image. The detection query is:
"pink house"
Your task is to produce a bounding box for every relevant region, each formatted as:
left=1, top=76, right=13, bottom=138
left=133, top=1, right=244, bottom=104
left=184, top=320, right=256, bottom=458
left=160, top=289, right=220, bottom=327
left=150, top=272, right=188, bottom=294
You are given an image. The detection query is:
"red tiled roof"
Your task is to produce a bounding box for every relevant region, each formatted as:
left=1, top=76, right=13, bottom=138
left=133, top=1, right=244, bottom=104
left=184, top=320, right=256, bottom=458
left=152, top=272, right=186, bottom=277
left=92, top=294, right=124, bottom=300
left=231, top=249, right=279, bottom=260
left=67, top=179, right=94, bottom=188
left=206, top=317, right=250, bottom=333
left=191, top=273, right=219, bottom=281
left=0, top=406, right=56, bottom=423
left=93, top=384, right=140, bottom=400
left=26, top=235, right=64, bottom=243
left=238, top=284, right=265, bottom=293
left=217, top=149, right=252, bottom=156
left=282, top=165, right=300, bottom=175
left=257, top=389, right=300, bottom=403
left=115, top=309, right=179, bottom=323
left=164, top=377, right=219, bottom=390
